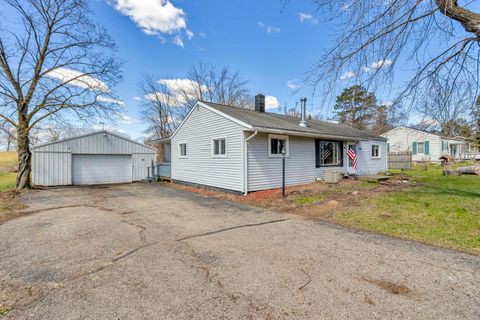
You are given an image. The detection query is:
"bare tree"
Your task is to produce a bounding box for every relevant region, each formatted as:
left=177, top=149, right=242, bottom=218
left=139, top=75, right=178, bottom=140
left=0, top=121, right=16, bottom=151
left=296, top=1, right=480, bottom=115
left=0, top=0, right=121, bottom=189
left=417, top=77, right=473, bottom=133
left=139, top=63, right=250, bottom=140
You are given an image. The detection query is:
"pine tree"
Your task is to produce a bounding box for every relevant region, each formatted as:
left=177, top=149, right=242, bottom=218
left=334, top=85, right=377, bottom=130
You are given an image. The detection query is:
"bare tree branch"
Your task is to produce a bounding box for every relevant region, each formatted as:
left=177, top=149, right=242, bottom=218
left=0, top=0, right=122, bottom=188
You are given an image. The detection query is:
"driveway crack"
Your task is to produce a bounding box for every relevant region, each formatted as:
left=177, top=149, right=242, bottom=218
left=176, top=218, right=290, bottom=241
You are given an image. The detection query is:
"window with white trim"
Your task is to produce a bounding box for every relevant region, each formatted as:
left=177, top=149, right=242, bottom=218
left=417, top=142, right=425, bottom=154
left=371, top=144, right=381, bottom=158
left=179, top=143, right=187, bottom=157
left=268, top=135, right=289, bottom=157
left=212, top=138, right=226, bottom=156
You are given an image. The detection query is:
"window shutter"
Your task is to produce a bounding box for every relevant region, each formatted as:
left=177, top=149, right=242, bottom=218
left=315, top=139, right=320, bottom=168
left=424, top=141, right=430, bottom=155
left=412, top=142, right=417, bottom=155
left=387, top=143, right=390, bottom=153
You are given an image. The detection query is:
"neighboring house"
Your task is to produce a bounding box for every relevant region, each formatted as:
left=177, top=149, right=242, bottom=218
left=152, top=95, right=387, bottom=194
left=33, top=130, right=156, bottom=186
left=381, top=126, right=477, bottom=162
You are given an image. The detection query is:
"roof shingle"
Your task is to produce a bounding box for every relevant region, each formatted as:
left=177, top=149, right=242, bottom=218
left=200, top=101, right=385, bottom=141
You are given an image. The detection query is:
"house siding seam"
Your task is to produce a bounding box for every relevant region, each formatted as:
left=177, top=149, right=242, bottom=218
left=171, top=105, right=245, bottom=192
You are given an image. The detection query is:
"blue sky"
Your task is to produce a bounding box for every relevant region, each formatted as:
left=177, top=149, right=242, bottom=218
left=0, top=0, right=407, bottom=140
left=90, top=0, right=341, bottom=139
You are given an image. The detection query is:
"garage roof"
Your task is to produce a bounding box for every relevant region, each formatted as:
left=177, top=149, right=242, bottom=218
left=33, top=130, right=156, bottom=153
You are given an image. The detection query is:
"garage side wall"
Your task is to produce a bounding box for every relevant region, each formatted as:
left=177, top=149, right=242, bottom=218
left=32, top=152, right=72, bottom=186
left=132, top=153, right=156, bottom=181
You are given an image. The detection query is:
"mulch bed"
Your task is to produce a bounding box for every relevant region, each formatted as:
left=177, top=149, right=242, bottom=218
left=170, top=177, right=415, bottom=221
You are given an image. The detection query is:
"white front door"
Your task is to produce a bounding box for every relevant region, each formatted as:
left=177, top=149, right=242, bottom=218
left=72, top=154, right=132, bottom=185
left=346, top=142, right=357, bottom=175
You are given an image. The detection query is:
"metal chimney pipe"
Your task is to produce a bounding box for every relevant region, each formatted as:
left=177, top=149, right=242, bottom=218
left=299, top=97, right=307, bottom=127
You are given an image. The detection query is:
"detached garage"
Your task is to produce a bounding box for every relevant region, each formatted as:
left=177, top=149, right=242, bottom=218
left=32, top=130, right=156, bottom=186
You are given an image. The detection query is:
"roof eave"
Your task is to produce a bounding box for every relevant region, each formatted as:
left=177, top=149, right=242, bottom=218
left=249, top=126, right=385, bottom=141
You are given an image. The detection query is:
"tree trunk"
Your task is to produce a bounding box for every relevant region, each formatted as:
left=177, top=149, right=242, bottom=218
left=16, top=125, right=31, bottom=189
left=457, top=165, right=480, bottom=175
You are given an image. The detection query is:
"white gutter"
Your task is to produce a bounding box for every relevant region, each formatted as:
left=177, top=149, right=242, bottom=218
left=243, top=130, right=258, bottom=195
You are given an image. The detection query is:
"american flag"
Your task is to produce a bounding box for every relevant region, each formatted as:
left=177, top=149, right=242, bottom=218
left=347, top=148, right=358, bottom=171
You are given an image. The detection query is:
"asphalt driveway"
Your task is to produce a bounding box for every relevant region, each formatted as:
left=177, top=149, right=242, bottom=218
left=0, top=183, right=479, bottom=319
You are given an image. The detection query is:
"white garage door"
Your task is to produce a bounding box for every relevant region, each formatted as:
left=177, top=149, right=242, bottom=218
left=72, top=155, right=132, bottom=185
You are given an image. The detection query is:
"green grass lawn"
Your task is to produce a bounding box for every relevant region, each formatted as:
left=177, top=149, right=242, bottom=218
left=0, top=152, right=17, bottom=191
left=335, top=165, right=480, bottom=254
left=0, top=173, right=16, bottom=191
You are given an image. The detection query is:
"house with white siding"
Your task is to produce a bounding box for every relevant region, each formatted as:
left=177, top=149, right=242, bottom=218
left=153, top=95, right=388, bottom=194
left=381, top=126, right=476, bottom=162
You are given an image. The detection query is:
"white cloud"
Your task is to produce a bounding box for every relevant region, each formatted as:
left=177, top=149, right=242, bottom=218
left=287, top=80, right=300, bottom=90
left=340, top=71, right=355, bottom=80
left=46, top=68, right=109, bottom=92
left=172, top=35, right=184, bottom=47
left=133, top=96, right=142, bottom=101
left=258, top=22, right=281, bottom=34
left=158, top=78, right=207, bottom=99
left=109, top=0, right=191, bottom=46
left=265, top=95, right=280, bottom=110
left=363, top=59, right=393, bottom=72
left=298, top=13, right=318, bottom=25
left=145, top=78, right=206, bottom=105
left=145, top=91, right=174, bottom=102
left=97, top=96, right=124, bottom=105
left=198, top=32, right=206, bottom=38
left=117, top=113, right=139, bottom=125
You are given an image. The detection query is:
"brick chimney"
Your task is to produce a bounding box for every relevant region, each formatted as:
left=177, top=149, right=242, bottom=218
left=255, top=94, right=265, bottom=112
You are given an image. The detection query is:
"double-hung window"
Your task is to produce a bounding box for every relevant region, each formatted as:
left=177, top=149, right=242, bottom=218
left=179, top=143, right=187, bottom=158
left=212, top=138, right=227, bottom=157
left=417, top=142, right=425, bottom=154
left=371, top=144, right=381, bottom=158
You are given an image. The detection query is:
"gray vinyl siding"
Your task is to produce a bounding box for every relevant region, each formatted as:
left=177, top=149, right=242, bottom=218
left=247, top=134, right=387, bottom=192
left=32, top=132, right=155, bottom=186
left=171, top=105, right=245, bottom=192
left=247, top=134, right=345, bottom=191
left=355, top=140, right=388, bottom=175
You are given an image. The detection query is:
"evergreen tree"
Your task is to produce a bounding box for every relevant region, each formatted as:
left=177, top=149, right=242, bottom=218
left=334, top=85, right=377, bottom=130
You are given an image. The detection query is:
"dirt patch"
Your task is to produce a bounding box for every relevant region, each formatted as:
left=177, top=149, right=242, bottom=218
left=0, top=191, right=27, bottom=225
left=0, top=280, right=61, bottom=316
left=170, top=177, right=414, bottom=222
left=362, top=277, right=413, bottom=296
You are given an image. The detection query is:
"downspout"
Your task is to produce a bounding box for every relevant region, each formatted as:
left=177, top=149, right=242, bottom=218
left=244, top=130, right=258, bottom=195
